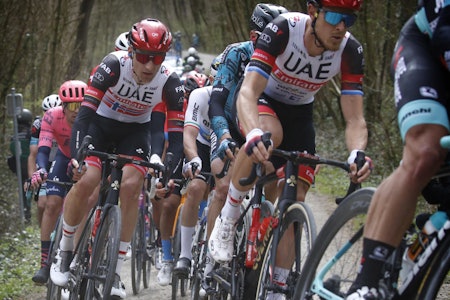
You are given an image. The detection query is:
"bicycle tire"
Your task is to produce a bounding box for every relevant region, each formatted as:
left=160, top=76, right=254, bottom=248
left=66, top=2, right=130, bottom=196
left=143, top=204, right=156, bottom=289
left=47, top=215, right=63, bottom=300
left=255, top=201, right=317, bottom=300
left=412, top=229, right=450, bottom=300
left=190, top=217, right=207, bottom=300
left=131, top=208, right=144, bottom=295
left=294, top=187, right=375, bottom=299
left=84, top=205, right=121, bottom=299
left=68, top=209, right=95, bottom=300
left=172, top=204, right=188, bottom=300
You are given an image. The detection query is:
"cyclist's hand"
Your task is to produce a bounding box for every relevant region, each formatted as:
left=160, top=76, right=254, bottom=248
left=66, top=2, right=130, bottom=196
left=347, top=150, right=373, bottom=183
left=217, top=138, right=237, bottom=161
left=244, top=128, right=272, bottom=163
left=182, top=156, right=202, bottom=179
left=154, top=178, right=175, bottom=200
left=67, top=158, right=86, bottom=182
left=149, top=154, right=164, bottom=177
left=31, top=168, right=47, bottom=189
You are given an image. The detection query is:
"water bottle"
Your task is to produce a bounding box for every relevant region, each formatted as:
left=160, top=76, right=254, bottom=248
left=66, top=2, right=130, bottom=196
left=400, top=211, right=448, bottom=280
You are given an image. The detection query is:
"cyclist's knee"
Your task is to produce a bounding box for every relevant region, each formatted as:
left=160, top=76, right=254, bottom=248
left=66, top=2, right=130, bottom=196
left=45, top=195, right=63, bottom=214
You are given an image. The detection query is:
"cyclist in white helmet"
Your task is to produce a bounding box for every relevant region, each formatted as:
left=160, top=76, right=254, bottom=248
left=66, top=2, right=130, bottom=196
left=114, top=32, right=130, bottom=51
left=28, top=94, right=62, bottom=228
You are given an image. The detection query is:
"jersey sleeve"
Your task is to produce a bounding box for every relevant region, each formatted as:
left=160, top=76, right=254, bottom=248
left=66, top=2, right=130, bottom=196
left=340, top=34, right=364, bottom=95
left=247, top=15, right=290, bottom=78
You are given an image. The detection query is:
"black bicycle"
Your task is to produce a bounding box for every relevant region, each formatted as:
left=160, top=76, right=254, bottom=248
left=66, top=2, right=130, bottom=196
left=68, top=135, right=170, bottom=299
left=293, top=136, right=450, bottom=300
left=246, top=136, right=364, bottom=300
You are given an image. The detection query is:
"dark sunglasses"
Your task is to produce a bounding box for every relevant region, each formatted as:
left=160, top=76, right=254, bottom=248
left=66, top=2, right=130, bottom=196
left=321, top=8, right=357, bottom=27
left=133, top=49, right=166, bottom=65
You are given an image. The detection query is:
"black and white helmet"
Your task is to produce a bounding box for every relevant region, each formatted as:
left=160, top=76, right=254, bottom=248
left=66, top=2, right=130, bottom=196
left=42, top=94, right=62, bottom=111
left=115, top=32, right=130, bottom=51
left=249, top=3, right=289, bottom=32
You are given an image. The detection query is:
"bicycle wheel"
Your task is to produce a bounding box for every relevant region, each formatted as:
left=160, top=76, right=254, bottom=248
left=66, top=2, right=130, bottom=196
left=172, top=205, right=188, bottom=300
left=294, top=187, right=375, bottom=299
left=412, top=231, right=450, bottom=300
left=47, top=215, right=63, bottom=300
left=68, top=209, right=95, bottom=300
left=190, top=217, right=207, bottom=300
left=255, top=201, right=317, bottom=300
left=131, top=208, right=144, bottom=295
left=143, top=204, right=156, bottom=289
left=84, top=205, right=121, bottom=299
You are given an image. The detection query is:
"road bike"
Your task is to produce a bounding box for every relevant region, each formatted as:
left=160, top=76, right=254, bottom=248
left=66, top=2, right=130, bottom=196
left=244, top=133, right=364, bottom=300
left=60, top=135, right=170, bottom=299
left=293, top=136, right=450, bottom=300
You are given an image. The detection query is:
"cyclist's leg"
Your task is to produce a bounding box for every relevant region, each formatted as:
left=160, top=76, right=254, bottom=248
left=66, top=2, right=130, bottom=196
left=157, top=192, right=181, bottom=286
left=175, top=178, right=208, bottom=271
left=116, top=165, right=144, bottom=276
left=34, top=153, right=68, bottom=284
left=349, top=17, right=450, bottom=298
left=51, top=162, right=101, bottom=286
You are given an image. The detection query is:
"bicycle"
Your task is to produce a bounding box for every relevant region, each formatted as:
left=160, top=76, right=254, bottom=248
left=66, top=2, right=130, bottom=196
left=59, top=135, right=170, bottom=299
left=242, top=133, right=364, bottom=300
left=293, top=136, right=450, bottom=300
left=130, top=175, right=158, bottom=295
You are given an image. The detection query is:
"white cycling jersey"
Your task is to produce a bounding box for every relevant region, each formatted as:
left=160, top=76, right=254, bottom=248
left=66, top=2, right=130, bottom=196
left=184, top=85, right=212, bottom=146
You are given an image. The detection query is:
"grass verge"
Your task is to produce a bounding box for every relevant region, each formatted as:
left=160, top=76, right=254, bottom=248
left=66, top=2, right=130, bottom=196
left=0, top=225, right=46, bottom=300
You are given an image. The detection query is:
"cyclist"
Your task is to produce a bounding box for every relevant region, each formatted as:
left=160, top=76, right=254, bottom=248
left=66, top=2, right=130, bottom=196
left=7, top=108, right=33, bottom=222
left=50, top=18, right=185, bottom=299
left=114, top=31, right=129, bottom=51
left=154, top=69, right=210, bottom=286
left=172, top=58, right=219, bottom=278
left=29, top=82, right=85, bottom=284
left=209, top=0, right=373, bottom=296
left=206, top=2, right=288, bottom=283
left=27, top=94, right=62, bottom=229
left=347, top=2, right=450, bottom=299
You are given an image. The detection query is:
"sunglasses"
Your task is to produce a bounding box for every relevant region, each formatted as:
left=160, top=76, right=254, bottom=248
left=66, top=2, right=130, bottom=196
left=321, top=8, right=357, bottom=27
left=133, top=49, right=166, bottom=65
left=66, top=102, right=81, bottom=111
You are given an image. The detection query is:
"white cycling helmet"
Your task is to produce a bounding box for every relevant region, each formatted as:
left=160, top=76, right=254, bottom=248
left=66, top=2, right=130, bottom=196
left=115, top=32, right=130, bottom=51
left=42, top=94, right=62, bottom=111
left=188, top=47, right=197, bottom=56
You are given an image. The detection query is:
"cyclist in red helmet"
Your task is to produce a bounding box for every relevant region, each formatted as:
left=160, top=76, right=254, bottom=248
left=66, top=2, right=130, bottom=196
left=50, top=18, right=185, bottom=299
left=30, top=80, right=87, bottom=284
left=208, top=0, right=372, bottom=298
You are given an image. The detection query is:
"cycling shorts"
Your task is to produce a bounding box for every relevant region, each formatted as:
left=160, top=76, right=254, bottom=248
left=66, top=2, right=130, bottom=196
left=46, top=149, right=71, bottom=198
left=393, top=17, right=450, bottom=141
left=85, top=115, right=152, bottom=176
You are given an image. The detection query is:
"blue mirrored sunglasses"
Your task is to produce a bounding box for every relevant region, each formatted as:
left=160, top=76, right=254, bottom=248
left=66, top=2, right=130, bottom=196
left=322, top=9, right=357, bottom=27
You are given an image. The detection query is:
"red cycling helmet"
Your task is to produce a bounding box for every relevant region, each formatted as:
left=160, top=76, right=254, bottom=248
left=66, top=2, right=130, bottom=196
left=59, top=80, right=87, bottom=103
left=129, top=18, right=172, bottom=53
left=184, top=71, right=210, bottom=94
left=309, top=0, right=362, bottom=11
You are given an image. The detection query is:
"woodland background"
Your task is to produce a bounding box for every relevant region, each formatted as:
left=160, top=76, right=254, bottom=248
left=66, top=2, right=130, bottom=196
left=0, top=0, right=417, bottom=233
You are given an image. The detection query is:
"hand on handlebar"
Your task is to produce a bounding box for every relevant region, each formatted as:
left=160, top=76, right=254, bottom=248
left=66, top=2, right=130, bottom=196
left=183, top=157, right=202, bottom=179
left=217, top=138, right=237, bottom=161
left=154, top=177, right=175, bottom=200
left=244, top=129, right=273, bottom=163
left=31, top=168, right=47, bottom=189
left=347, top=150, right=373, bottom=183
left=67, top=158, right=87, bottom=182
